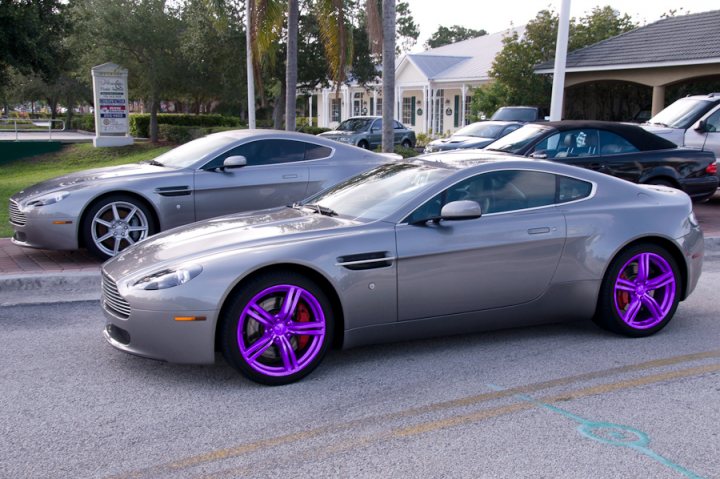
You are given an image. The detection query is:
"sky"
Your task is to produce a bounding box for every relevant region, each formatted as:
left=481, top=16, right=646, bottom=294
left=409, top=0, right=716, bottom=51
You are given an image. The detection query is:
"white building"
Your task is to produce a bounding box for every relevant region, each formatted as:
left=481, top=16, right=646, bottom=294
left=309, top=26, right=523, bottom=136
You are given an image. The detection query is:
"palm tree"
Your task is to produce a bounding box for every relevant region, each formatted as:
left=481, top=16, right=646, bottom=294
left=381, top=0, right=395, bottom=153
left=285, top=0, right=299, bottom=130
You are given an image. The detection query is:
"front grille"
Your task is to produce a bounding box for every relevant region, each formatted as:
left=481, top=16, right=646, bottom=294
left=102, top=273, right=131, bottom=319
left=9, top=200, right=26, bottom=226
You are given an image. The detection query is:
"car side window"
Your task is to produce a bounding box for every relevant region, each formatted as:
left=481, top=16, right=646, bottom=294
left=502, top=125, right=522, bottom=136
left=531, top=132, right=562, bottom=157
left=305, top=143, right=332, bottom=160
left=705, top=109, right=720, bottom=132
left=557, top=176, right=592, bottom=203
left=394, top=121, right=404, bottom=129
left=598, top=130, right=639, bottom=155
left=203, top=139, right=307, bottom=169
left=405, top=170, right=559, bottom=223
left=533, top=130, right=601, bottom=158
left=373, top=119, right=382, bottom=131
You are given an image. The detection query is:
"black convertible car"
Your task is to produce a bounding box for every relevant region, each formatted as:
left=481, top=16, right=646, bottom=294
left=480, top=121, right=718, bottom=201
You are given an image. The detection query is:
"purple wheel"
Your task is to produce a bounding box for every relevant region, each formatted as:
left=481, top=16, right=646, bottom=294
left=221, top=273, right=334, bottom=385
left=595, top=244, right=681, bottom=337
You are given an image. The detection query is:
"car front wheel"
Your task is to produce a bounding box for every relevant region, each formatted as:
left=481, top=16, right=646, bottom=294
left=82, top=195, right=156, bottom=260
left=401, top=139, right=412, bottom=148
left=594, top=244, right=680, bottom=337
left=220, top=272, right=334, bottom=385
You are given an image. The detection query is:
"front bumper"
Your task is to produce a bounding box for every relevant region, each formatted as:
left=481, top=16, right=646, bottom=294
left=9, top=199, right=79, bottom=250
left=678, top=224, right=704, bottom=300
left=103, top=305, right=219, bottom=364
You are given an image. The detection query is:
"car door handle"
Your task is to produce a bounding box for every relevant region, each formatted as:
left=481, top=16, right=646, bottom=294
left=527, top=227, right=551, bottom=235
left=282, top=174, right=298, bottom=179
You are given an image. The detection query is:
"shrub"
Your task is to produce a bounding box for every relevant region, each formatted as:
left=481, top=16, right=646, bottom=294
left=296, top=124, right=330, bottom=135
left=70, top=115, right=95, bottom=132
left=374, top=145, right=419, bottom=159
left=158, top=124, right=242, bottom=144
left=130, top=114, right=245, bottom=138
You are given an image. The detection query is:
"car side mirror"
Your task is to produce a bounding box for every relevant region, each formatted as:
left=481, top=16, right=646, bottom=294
left=694, top=119, right=708, bottom=132
left=530, top=151, right=548, bottom=159
left=440, top=200, right=482, bottom=221
left=222, top=155, right=247, bottom=169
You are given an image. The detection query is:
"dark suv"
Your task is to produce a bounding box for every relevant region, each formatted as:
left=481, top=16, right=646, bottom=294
left=490, top=106, right=549, bottom=123
left=318, top=116, right=416, bottom=150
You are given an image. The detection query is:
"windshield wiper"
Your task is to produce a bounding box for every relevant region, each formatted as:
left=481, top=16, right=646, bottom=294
left=302, top=203, right=338, bottom=216
left=648, top=121, right=669, bottom=127
left=145, top=159, right=165, bottom=167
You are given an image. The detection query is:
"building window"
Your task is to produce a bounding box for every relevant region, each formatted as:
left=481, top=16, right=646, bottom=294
left=331, top=98, right=341, bottom=122
left=402, top=97, right=416, bottom=126
left=375, top=98, right=382, bottom=116
left=465, top=96, right=472, bottom=124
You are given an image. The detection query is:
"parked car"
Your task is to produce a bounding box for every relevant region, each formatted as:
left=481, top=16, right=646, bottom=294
left=317, top=116, right=416, bottom=150
left=642, top=93, right=720, bottom=160
left=101, top=154, right=702, bottom=385
left=482, top=121, right=718, bottom=201
left=9, top=130, right=390, bottom=259
left=424, top=121, right=522, bottom=153
left=490, top=106, right=549, bottom=122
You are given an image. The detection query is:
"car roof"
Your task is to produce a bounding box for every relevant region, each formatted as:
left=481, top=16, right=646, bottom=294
left=683, top=93, right=720, bottom=102
left=530, top=120, right=678, bottom=151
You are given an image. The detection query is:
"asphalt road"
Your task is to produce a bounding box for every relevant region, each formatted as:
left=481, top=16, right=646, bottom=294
left=2, top=263, right=720, bottom=478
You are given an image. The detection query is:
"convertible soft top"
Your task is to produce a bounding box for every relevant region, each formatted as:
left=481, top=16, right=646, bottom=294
left=537, top=120, right=678, bottom=151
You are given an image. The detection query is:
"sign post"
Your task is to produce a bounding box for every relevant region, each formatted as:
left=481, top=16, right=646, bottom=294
left=91, top=63, right=133, bottom=147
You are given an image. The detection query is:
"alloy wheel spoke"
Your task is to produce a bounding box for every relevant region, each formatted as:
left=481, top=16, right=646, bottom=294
left=95, top=218, right=112, bottom=228
left=97, top=231, right=114, bottom=243
left=126, top=236, right=136, bottom=246
left=287, top=321, right=324, bottom=336
left=277, top=335, right=299, bottom=371
left=280, top=286, right=302, bottom=321
left=111, top=203, right=121, bottom=221
left=246, top=302, right=274, bottom=327
left=127, top=226, right=147, bottom=233
left=124, top=206, right=138, bottom=223
left=646, top=271, right=674, bottom=291
left=623, top=298, right=642, bottom=324
left=245, top=334, right=274, bottom=362
left=641, top=295, right=664, bottom=321
left=112, top=237, right=121, bottom=255
left=637, top=253, right=651, bottom=282
left=615, top=278, right=636, bottom=292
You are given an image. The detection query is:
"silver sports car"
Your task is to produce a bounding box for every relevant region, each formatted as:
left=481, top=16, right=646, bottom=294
left=9, top=130, right=388, bottom=259
left=100, top=151, right=704, bottom=385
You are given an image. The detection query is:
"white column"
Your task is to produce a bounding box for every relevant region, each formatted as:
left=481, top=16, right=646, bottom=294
left=373, top=90, right=378, bottom=116
left=321, top=89, right=329, bottom=127
left=461, top=84, right=467, bottom=127
left=309, top=94, right=313, bottom=126
left=550, top=0, right=571, bottom=121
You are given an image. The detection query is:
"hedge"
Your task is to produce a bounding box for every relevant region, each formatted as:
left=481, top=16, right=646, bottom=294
left=130, top=114, right=245, bottom=138
left=158, top=124, right=240, bottom=144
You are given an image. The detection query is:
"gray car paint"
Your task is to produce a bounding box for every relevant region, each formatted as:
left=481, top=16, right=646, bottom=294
left=101, top=155, right=703, bottom=365
left=9, top=130, right=388, bottom=252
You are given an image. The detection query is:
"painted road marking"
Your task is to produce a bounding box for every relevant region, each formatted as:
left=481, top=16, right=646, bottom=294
left=112, top=352, right=720, bottom=479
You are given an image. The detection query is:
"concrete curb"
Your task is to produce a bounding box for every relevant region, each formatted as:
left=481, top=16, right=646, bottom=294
left=2, top=238, right=719, bottom=306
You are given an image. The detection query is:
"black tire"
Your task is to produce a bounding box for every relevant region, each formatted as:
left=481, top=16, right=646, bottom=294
left=81, top=194, right=157, bottom=260
left=220, top=272, right=335, bottom=385
left=357, top=140, right=370, bottom=149
left=401, top=139, right=412, bottom=148
left=594, top=243, right=681, bottom=337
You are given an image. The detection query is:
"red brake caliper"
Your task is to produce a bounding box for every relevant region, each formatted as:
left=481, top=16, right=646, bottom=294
left=617, top=272, right=630, bottom=311
left=296, top=302, right=311, bottom=349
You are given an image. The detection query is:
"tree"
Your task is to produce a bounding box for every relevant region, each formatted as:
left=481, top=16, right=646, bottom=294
left=381, top=0, right=395, bottom=153
left=285, top=0, right=299, bottom=130
left=395, top=2, right=419, bottom=54
left=0, top=0, right=69, bottom=89
left=424, top=25, right=487, bottom=50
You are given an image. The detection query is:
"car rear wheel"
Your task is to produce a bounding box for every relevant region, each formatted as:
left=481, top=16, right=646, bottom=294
left=220, top=272, right=334, bottom=385
left=358, top=140, right=369, bottom=149
left=82, top=195, right=156, bottom=260
left=594, top=244, right=680, bottom=337
left=401, top=139, right=412, bottom=148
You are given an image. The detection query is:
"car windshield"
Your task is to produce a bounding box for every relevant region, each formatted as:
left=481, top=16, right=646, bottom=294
left=491, top=108, right=537, bottom=122
left=454, top=123, right=504, bottom=138
left=147, top=134, right=239, bottom=169
left=304, top=163, right=453, bottom=221
left=485, top=125, right=548, bottom=154
left=647, top=99, right=715, bottom=129
left=335, top=118, right=373, bottom=132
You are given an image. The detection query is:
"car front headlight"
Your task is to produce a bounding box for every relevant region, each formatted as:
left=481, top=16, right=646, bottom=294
left=27, top=191, right=70, bottom=207
left=688, top=211, right=699, bottom=227
left=132, top=264, right=203, bottom=290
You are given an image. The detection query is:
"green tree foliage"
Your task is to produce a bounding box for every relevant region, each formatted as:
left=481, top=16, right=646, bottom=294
left=424, top=25, right=487, bottom=50
left=472, top=6, right=637, bottom=118
left=395, top=1, right=419, bottom=54
left=0, top=0, right=69, bottom=89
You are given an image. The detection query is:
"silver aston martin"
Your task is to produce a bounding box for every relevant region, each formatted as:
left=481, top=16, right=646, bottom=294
left=9, top=130, right=389, bottom=259
left=100, top=151, right=704, bottom=385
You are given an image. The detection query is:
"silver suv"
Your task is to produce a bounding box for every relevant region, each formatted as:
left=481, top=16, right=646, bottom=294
left=642, top=93, right=720, bottom=159
left=318, top=116, right=416, bottom=150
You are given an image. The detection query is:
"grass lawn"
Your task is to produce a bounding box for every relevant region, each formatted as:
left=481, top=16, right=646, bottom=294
left=0, top=142, right=171, bottom=238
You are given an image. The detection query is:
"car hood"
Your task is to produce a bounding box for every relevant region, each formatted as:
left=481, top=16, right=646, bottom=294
left=12, top=163, right=168, bottom=202
left=428, top=136, right=493, bottom=148
left=318, top=131, right=358, bottom=138
left=104, top=207, right=360, bottom=278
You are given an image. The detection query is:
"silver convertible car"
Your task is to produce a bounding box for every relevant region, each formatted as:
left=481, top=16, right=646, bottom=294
left=100, top=152, right=703, bottom=385
left=9, top=130, right=388, bottom=259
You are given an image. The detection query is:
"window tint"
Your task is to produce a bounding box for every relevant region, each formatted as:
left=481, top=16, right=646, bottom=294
left=204, top=139, right=308, bottom=169
left=405, top=170, right=560, bottom=222
left=705, top=109, right=720, bottom=132
left=557, top=176, right=593, bottom=203
left=305, top=143, right=332, bottom=160
left=533, top=129, right=599, bottom=158
left=598, top=130, right=638, bottom=155
left=394, top=121, right=404, bottom=129
left=373, top=119, right=382, bottom=130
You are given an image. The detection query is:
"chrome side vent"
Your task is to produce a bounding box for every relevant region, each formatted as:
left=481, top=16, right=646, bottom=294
left=154, top=186, right=192, bottom=197
left=336, top=252, right=395, bottom=270
left=9, top=200, right=26, bottom=226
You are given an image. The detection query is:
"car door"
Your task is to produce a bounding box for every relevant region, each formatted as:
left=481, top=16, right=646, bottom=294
left=686, top=107, right=720, bottom=157
left=193, top=139, right=310, bottom=221
left=368, top=119, right=382, bottom=148
left=395, top=170, right=566, bottom=321
left=393, top=120, right=405, bottom=144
